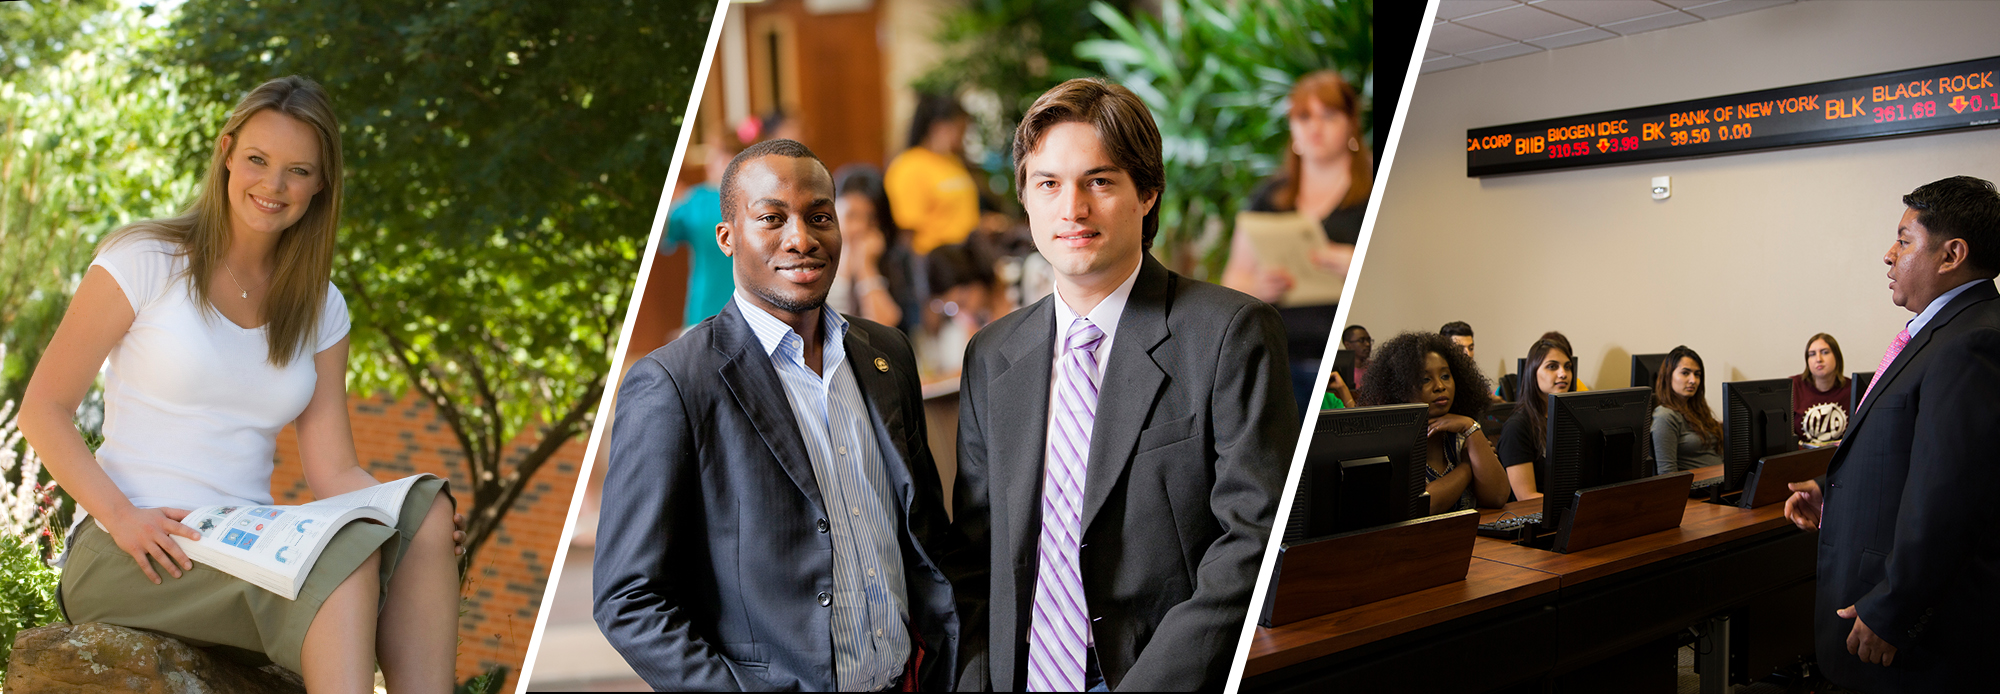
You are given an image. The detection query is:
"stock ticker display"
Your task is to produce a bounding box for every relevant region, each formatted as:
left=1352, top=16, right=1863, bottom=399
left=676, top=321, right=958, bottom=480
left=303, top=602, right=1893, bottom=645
left=1466, top=55, right=2000, bottom=177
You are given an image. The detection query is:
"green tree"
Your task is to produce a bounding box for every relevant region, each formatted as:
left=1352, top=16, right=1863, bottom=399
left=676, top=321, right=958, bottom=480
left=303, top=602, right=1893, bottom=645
left=164, top=0, right=711, bottom=567
left=1077, top=0, right=1371, bottom=278
left=1, top=0, right=205, bottom=402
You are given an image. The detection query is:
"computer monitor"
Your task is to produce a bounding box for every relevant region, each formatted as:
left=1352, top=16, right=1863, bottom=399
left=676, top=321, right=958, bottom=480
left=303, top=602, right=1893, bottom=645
left=1630, top=353, right=1669, bottom=389
left=1541, top=387, right=1653, bottom=531
left=1850, top=371, right=1873, bottom=413
left=1283, top=404, right=1430, bottom=542
left=1479, top=401, right=1516, bottom=435
left=1722, top=379, right=1796, bottom=495
left=1331, top=349, right=1357, bottom=392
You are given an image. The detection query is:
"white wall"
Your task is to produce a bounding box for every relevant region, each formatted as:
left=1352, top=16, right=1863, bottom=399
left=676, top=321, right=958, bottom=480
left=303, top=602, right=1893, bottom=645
left=1351, top=0, right=2000, bottom=410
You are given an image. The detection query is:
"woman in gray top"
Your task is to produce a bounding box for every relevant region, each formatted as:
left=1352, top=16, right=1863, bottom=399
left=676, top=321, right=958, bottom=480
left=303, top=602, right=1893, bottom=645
left=1651, top=345, right=1724, bottom=474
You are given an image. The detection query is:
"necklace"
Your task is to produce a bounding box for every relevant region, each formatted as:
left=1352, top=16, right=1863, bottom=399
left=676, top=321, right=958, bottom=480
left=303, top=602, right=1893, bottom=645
left=223, top=262, right=260, bottom=299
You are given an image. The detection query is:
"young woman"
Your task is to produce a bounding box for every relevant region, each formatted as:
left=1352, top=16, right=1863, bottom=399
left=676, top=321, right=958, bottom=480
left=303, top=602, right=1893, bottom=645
left=1223, top=71, right=1374, bottom=415
left=1791, top=333, right=1852, bottom=445
left=1651, top=345, right=1724, bottom=474
left=829, top=164, right=920, bottom=335
left=1495, top=338, right=1574, bottom=502
left=19, top=77, right=464, bottom=694
left=1358, top=332, right=1509, bottom=513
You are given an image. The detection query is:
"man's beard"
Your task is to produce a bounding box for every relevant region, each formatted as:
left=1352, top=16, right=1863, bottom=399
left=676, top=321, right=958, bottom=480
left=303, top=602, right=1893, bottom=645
left=752, top=283, right=827, bottom=314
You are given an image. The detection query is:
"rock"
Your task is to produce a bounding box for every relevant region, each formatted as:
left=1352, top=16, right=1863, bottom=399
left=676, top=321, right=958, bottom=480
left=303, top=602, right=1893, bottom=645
left=5, top=623, right=305, bottom=694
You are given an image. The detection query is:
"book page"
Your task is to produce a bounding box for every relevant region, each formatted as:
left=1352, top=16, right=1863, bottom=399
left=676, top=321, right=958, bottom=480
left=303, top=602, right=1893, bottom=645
left=301, top=473, right=437, bottom=525
left=181, top=503, right=362, bottom=575
left=1237, top=211, right=1345, bottom=307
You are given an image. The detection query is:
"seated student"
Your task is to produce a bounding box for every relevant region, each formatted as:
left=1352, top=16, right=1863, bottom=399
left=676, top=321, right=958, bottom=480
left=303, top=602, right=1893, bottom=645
left=1538, top=330, right=1590, bottom=391
left=1442, top=320, right=1505, bottom=403
left=1495, top=338, right=1574, bottom=502
left=1791, top=332, right=1852, bottom=445
left=1322, top=371, right=1355, bottom=410
left=1358, top=332, right=1509, bottom=513
left=1651, top=345, right=1723, bottom=474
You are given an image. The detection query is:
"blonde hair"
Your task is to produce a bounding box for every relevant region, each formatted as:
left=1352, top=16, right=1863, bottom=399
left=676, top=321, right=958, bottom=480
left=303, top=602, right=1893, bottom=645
left=103, top=76, right=344, bottom=365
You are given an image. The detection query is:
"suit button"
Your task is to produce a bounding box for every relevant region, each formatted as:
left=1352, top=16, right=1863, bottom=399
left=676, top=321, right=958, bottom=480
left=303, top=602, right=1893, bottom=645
left=818, top=592, right=833, bottom=607
left=817, top=519, right=829, bottom=533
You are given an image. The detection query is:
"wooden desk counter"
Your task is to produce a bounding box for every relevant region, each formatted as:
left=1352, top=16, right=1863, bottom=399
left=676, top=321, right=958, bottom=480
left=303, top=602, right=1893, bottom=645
left=1473, top=466, right=1797, bottom=588
left=1245, top=557, right=1559, bottom=677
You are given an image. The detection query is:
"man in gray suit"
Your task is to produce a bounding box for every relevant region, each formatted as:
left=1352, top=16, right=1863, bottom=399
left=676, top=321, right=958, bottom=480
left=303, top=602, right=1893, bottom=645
left=594, top=139, right=961, bottom=691
left=952, top=78, right=1299, bottom=691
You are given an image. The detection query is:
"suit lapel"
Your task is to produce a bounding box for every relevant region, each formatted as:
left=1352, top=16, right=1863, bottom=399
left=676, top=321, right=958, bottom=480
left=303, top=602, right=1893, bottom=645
left=1080, top=257, right=1172, bottom=531
left=991, top=297, right=1056, bottom=604
left=714, top=302, right=828, bottom=517
left=845, top=325, right=914, bottom=510
left=1834, top=281, right=1998, bottom=475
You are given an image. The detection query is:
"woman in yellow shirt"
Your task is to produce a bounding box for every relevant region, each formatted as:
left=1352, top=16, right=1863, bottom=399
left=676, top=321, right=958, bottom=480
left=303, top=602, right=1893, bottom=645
left=884, top=93, right=980, bottom=254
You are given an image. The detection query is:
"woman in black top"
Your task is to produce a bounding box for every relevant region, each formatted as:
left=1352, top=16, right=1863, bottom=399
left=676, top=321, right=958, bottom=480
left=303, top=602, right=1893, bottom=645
left=1358, top=333, right=1509, bottom=513
left=1496, top=338, right=1575, bottom=501
left=1222, top=70, right=1373, bottom=415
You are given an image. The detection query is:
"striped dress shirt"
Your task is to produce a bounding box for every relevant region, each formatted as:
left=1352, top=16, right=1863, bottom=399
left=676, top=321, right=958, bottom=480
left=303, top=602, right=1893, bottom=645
left=735, top=293, right=910, bottom=691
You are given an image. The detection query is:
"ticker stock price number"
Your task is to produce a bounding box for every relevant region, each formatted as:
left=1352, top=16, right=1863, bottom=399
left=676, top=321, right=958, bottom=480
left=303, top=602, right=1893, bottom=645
left=1874, top=100, right=1938, bottom=123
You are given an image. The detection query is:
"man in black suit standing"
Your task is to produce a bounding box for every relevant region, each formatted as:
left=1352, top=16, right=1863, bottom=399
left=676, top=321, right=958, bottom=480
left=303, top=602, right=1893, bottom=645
left=952, top=78, right=1298, bottom=691
left=1786, top=175, right=2000, bottom=692
left=594, top=138, right=961, bottom=691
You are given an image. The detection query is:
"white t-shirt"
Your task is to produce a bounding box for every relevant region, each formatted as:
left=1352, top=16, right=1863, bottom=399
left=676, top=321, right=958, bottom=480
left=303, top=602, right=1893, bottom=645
left=90, top=236, right=349, bottom=510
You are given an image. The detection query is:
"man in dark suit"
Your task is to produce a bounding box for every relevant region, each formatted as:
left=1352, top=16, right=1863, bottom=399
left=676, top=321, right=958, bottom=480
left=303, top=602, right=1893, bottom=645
left=594, top=138, right=961, bottom=691
left=1786, top=175, right=2000, bottom=692
left=952, top=78, right=1299, bottom=691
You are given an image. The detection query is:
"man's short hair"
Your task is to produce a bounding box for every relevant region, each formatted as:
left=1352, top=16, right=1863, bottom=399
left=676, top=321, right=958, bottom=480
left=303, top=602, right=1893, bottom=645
left=1904, top=175, right=2000, bottom=277
left=719, top=138, right=826, bottom=225
left=1012, top=78, right=1165, bottom=248
left=1342, top=325, right=1369, bottom=343
left=1439, top=321, right=1474, bottom=339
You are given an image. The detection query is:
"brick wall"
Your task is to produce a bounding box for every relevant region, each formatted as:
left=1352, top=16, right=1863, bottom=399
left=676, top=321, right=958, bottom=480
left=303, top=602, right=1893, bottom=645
left=271, top=390, right=584, bottom=693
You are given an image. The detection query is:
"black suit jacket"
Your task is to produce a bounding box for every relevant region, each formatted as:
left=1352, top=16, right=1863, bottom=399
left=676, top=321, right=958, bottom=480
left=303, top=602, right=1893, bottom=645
left=1817, top=280, right=2000, bottom=693
left=593, top=302, right=963, bottom=691
left=952, top=256, right=1298, bottom=691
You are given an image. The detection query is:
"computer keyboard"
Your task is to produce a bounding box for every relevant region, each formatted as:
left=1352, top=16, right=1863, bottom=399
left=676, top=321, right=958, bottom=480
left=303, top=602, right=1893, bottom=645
left=1477, top=512, right=1544, bottom=539
left=1689, top=476, right=1723, bottom=497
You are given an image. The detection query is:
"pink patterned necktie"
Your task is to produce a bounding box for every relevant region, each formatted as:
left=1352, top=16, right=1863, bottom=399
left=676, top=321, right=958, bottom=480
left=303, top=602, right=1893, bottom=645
left=1027, top=318, right=1104, bottom=692
left=1861, top=328, right=1910, bottom=406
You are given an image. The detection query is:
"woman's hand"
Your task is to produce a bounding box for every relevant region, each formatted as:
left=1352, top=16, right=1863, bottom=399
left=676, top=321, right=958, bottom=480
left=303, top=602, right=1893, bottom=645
left=1327, top=372, right=1356, bottom=409
left=1428, top=414, right=1477, bottom=437
left=1310, top=242, right=1355, bottom=277
left=453, top=512, right=467, bottom=557
left=102, top=506, right=201, bottom=584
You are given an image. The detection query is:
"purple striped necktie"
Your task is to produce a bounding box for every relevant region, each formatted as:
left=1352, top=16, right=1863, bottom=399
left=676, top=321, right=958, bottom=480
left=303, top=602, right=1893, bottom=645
left=1027, top=318, right=1105, bottom=692
left=1861, top=328, right=1910, bottom=406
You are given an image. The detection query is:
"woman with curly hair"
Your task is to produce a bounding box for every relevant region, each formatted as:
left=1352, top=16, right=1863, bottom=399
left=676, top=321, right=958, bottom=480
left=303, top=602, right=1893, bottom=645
left=1651, top=345, right=1723, bottom=474
left=1358, top=332, right=1509, bottom=513
left=1495, top=338, right=1574, bottom=502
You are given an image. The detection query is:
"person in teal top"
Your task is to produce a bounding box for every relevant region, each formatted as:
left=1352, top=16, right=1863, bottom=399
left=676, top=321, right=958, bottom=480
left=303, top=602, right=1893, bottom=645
left=661, top=135, right=741, bottom=327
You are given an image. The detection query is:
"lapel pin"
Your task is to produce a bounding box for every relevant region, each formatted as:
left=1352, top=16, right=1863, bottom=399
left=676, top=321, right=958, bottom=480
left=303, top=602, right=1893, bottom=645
left=874, top=357, right=890, bottom=372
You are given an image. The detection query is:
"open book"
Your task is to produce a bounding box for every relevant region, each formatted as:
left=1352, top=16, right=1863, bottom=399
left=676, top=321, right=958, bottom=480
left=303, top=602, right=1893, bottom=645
left=170, top=474, right=440, bottom=600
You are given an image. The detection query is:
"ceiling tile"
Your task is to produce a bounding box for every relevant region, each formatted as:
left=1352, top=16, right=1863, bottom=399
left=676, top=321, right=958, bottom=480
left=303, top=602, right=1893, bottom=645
left=1529, top=0, right=1676, bottom=25
left=1600, top=10, right=1701, bottom=34
left=1426, top=21, right=1518, bottom=54
left=1422, top=55, right=1480, bottom=73
left=1525, top=26, right=1619, bottom=50
left=1436, top=0, right=1522, bottom=21
left=1454, top=4, right=1589, bottom=40
left=1682, top=0, right=1794, bottom=20
left=1459, top=41, right=1544, bottom=63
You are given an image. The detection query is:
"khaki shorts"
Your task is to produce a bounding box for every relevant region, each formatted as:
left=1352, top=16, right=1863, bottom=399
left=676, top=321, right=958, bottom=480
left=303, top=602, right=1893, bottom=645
left=59, top=477, right=449, bottom=675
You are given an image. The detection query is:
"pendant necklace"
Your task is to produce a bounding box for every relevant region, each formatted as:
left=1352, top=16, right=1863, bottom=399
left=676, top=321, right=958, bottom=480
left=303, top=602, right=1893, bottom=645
left=224, top=262, right=260, bottom=299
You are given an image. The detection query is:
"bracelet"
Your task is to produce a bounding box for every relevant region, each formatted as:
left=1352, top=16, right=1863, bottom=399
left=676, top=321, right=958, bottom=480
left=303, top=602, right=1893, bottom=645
left=1465, top=421, right=1482, bottom=436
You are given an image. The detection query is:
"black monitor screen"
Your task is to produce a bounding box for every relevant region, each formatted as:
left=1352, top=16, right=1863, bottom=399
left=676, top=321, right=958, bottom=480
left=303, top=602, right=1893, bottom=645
left=1630, top=353, right=1669, bottom=389
left=1850, top=371, right=1874, bottom=414
left=1543, top=387, right=1654, bottom=529
left=1284, top=404, right=1429, bottom=542
left=1724, top=379, right=1797, bottom=493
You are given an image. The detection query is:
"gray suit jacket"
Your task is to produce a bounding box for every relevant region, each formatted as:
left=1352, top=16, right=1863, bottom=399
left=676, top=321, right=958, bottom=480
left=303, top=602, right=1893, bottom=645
left=952, top=255, right=1298, bottom=691
left=594, top=301, right=963, bottom=691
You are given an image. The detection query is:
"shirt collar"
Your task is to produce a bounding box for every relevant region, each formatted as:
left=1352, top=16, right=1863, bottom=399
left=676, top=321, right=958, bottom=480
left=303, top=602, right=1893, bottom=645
left=734, top=291, right=849, bottom=357
left=1052, top=261, right=1142, bottom=348
left=1906, top=279, right=1988, bottom=336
